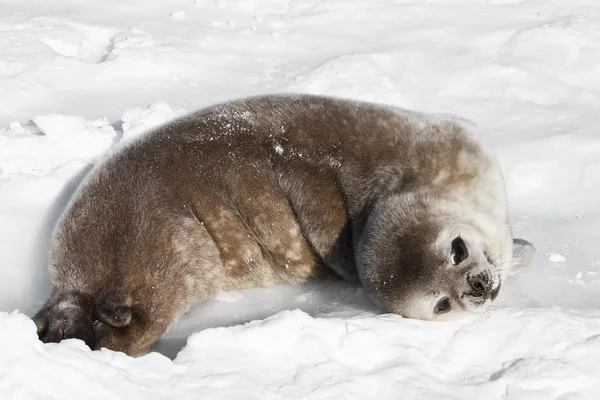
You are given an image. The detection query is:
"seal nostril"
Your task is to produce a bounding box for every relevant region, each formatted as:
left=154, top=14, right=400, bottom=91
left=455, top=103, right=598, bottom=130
left=468, top=275, right=491, bottom=295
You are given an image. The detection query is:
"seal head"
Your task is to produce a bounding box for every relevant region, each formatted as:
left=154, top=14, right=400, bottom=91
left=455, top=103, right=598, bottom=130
left=356, top=192, right=534, bottom=321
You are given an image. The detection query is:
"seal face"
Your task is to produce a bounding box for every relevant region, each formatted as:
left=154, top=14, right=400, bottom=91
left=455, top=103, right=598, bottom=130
left=357, top=194, right=517, bottom=322
left=33, top=94, right=535, bottom=355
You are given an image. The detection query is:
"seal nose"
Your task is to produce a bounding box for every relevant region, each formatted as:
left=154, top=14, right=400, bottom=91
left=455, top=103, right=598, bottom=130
left=467, top=275, right=493, bottom=296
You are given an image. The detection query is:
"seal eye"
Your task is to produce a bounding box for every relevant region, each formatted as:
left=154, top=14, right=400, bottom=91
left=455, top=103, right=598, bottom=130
left=451, top=237, right=468, bottom=265
left=434, top=297, right=452, bottom=314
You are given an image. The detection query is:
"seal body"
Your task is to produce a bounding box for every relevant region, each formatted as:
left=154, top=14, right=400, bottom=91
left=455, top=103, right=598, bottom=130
left=33, top=94, right=535, bottom=355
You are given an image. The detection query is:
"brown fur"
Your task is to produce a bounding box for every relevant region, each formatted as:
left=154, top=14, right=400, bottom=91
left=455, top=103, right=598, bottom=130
left=33, top=94, right=533, bottom=355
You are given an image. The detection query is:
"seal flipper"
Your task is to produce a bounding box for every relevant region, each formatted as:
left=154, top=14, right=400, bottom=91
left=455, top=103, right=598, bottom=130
left=512, top=238, right=536, bottom=269
left=33, top=291, right=96, bottom=349
left=34, top=287, right=175, bottom=355
left=93, top=286, right=180, bottom=355
left=95, top=285, right=133, bottom=328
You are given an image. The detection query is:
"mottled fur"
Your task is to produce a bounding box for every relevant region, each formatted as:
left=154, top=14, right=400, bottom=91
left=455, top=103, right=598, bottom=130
left=33, top=94, right=535, bottom=355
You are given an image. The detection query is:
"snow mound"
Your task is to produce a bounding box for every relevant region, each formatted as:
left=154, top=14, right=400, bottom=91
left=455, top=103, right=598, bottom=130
left=288, top=53, right=411, bottom=107
left=121, top=101, right=188, bottom=142
left=1, top=309, right=600, bottom=399
left=497, top=133, right=600, bottom=213
left=0, top=115, right=115, bottom=176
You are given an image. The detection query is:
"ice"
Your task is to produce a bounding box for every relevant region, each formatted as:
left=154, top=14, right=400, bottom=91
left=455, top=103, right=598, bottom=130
left=1, top=0, right=600, bottom=398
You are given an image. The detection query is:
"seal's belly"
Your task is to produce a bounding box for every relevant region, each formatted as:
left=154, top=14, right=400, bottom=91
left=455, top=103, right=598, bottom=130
left=196, top=166, right=323, bottom=291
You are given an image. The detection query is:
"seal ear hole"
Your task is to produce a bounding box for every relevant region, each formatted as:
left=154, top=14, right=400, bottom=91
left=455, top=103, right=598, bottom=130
left=451, top=237, right=468, bottom=265
left=434, top=297, right=452, bottom=314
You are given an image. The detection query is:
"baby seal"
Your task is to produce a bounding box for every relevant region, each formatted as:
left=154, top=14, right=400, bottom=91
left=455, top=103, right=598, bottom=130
left=33, top=94, right=535, bottom=355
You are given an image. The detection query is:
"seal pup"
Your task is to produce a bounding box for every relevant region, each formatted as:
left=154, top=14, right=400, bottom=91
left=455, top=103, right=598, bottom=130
left=33, top=94, right=535, bottom=355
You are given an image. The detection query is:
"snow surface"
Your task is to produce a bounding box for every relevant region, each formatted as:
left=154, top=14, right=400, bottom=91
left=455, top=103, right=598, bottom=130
left=1, top=0, right=600, bottom=398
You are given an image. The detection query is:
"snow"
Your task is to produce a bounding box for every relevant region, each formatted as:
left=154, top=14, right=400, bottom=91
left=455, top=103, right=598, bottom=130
left=3, top=308, right=600, bottom=399
left=170, top=11, right=187, bottom=21
left=1, top=0, right=600, bottom=398
left=547, top=253, right=567, bottom=263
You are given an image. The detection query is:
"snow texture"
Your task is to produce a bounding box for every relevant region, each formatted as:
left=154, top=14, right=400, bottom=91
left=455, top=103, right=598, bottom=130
left=1, top=0, right=600, bottom=399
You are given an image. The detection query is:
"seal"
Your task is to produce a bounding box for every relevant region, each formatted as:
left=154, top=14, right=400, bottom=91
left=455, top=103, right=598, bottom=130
left=33, top=94, right=535, bottom=355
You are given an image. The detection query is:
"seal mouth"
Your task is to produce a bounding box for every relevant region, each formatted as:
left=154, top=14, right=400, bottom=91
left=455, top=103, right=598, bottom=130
left=487, top=256, right=502, bottom=301
left=491, top=280, right=501, bottom=301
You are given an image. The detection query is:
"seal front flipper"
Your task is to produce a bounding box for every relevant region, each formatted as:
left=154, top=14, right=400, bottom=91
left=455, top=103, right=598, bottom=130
left=33, top=291, right=96, bottom=349
left=511, top=238, right=536, bottom=270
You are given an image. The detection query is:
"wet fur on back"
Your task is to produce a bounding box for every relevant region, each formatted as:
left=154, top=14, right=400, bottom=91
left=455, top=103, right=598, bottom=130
left=34, top=94, right=535, bottom=355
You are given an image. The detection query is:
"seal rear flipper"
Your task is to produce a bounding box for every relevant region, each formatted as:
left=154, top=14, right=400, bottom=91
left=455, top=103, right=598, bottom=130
left=33, top=292, right=96, bottom=349
left=93, top=295, right=179, bottom=356
left=94, top=286, right=133, bottom=328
